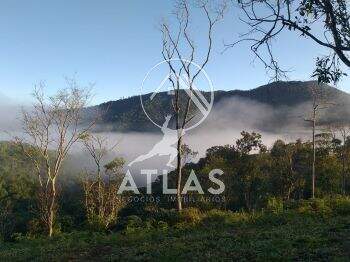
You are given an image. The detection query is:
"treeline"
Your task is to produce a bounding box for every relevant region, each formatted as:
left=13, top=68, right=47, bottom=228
left=156, top=131, right=349, bottom=211
left=1, top=129, right=350, bottom=241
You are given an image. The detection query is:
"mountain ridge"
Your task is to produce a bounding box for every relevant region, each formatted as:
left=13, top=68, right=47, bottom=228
left=90, top=80, right=350, bottom=132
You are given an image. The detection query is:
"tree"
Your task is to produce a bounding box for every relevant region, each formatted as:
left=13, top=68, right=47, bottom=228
left=180, top=143, right=198, bottom=166
left=15, top=80, right=94, bottom=237
left=303, top=85, right=333, bottom=198
left=236, top=131, right=267, bottom=155
left=233, top=0, right=349, bottom=82
left=81, top=133, right=125, bottom=230
left=337, top=125, right=350, bottom=194
left=328, top=122, right=350, bottom=194
left=160, top=0, right=227, bottom=210
left=270, top=140, right=299, bottom=200
left=314, top=131, right=342, bottom=195
left=235, top=131, right=267, bottom=210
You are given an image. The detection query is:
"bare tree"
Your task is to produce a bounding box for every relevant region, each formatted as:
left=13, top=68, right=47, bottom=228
left=81, top=133, right=125, bottom=230
left=230, top=0, right=350, bottom=82
left=15, top=80, right=94, bottom=237
left=160, top=0, right=227, bottom=210
left=304, top=85, right=333, bottom=198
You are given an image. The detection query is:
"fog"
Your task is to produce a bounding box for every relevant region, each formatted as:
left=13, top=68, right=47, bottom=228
left=0, top=95, right=317, bottom=185
left=0, top=92, right=24, bottom=140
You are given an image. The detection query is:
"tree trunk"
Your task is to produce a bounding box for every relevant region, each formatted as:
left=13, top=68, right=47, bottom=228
left=48, top=177, right=57, bottom=237
left=312, top=111, right=316, bottom=199
left=342, top=139, right=346, bottom=195
left=176, top=134, right=183, bottom=211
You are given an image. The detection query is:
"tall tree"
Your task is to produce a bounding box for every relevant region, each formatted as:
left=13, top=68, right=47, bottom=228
left=160, top=0, right=226, bottom=210
left=235, top=131, right=267, bottom=210
left=303, top=85, right=333, bottom=198
left=15, top=80, right=94, bottom=237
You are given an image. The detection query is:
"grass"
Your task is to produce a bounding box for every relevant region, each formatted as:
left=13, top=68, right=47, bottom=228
left=1, top=198, right=350, bottom=261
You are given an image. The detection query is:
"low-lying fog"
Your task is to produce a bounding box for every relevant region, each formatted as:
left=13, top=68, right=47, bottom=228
left=0, top=95, right=317, bottom=185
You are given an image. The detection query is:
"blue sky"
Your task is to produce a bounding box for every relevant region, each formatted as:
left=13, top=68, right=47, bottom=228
left=0, top=0, right=349, bottom=105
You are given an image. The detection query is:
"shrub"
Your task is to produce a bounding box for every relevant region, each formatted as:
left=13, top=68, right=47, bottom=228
left=202, top=209, right=252, bottom=227
left=0, top=205, right=15, bottom=241
left=122, top=215, right=143, bottom=233
left=27, top=218, right=46, bottom=237
left=329, top=196, right=350, bottom=215
left=126, top=215, right=142, bottom=227
left=58, top=215, right=75, bottom=232
left=311, top=198, right=332, bottom=214
left=85, top=215, right=108, bottom=232
left=202, top=209, right=228, bottom=225
left=157, top=221, right=169, bottom=230
left=173, top=222, right=190, bottom=230
left=145, top=208, right=180, bottom=226
left=266, top=197, right=284, bottom=214
left=179, top=208, right=202, bottom=224
left=253, top=212, right=289, bottom=226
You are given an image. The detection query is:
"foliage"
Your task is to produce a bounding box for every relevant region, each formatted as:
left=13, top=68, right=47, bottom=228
left=1, top=197, right=350, bottom=261
left=83, top=157, right=126, bottom=231
left=236, top=0, right=350, bottom=83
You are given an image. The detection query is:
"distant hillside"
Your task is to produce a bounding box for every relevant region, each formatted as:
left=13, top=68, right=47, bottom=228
left=89, top=81, right=350, bottom=132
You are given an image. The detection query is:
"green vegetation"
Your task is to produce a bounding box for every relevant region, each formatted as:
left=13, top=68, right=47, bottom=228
left=2, top=126, right=350, bottom=260
left=1, top=197, right=350, bottom=261
left=95, top=81, right=350, bottom=132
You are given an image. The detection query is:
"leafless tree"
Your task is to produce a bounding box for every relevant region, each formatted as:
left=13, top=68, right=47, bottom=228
left=15, top=80, right=94, bottom=237
left=81, top=133, right=125, bottom=230
left=160, top=0, right=227, bottom=210
left=304, top=84, right=334, bottom=198
left=230, top=0, right=350, bottom=82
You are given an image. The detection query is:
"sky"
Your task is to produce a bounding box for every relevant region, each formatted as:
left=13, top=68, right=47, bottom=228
left=0, top=0, right=349, bottom=105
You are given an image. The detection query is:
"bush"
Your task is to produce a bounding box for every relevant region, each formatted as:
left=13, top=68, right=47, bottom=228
left=266, top=197, right=284, bottom=214
left=329, top=196, right=350, bottom=215
left=58, top=215, right=75, bottom=232
left=179, top=208, right=202, bottom=224
left=284, top=197, right=350, bottom=215
left=122, top=215, right=143, bottom=233
left=0, top=205, right=15, bottom=241
left=312, top=198, right=332, bottom=214
left=27, top=218, right=46, bottom=237
left=157, top=221, right=168, bottom=230
left=253, top=212, right=289, bottom=226
left=293, top=198, right=333, bottom=215
left=126, top=215, right=142, bottom=226
left=180, top=208, right=252, bottom=228
left=144, top=207, right=180, bottom=226
left=201, top=209, right=230, bottom=226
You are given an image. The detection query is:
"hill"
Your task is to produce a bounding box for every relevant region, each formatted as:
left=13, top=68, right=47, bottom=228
left=89, top=81, right=350, bottom=132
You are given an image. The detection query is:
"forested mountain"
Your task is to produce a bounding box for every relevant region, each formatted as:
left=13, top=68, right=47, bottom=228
left=90, top=81, right=350, bottom=132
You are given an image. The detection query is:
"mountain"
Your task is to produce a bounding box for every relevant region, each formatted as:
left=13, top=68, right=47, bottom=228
left=89, top=81, right=350, bottom=133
